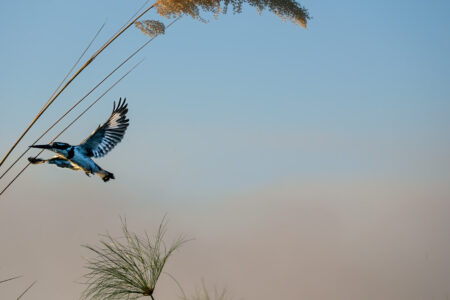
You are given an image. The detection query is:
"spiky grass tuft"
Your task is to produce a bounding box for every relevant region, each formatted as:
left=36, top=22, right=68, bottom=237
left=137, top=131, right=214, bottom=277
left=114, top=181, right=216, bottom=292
left=82, top=217, right=187, bottom=300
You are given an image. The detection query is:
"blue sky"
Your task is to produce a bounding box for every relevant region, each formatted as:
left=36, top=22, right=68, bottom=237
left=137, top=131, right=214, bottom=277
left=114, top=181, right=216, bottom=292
left=0, top=0, right=450, bottom=299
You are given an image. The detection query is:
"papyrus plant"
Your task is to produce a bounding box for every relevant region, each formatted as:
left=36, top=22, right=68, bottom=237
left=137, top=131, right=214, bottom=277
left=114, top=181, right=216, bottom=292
left=82, top=218, right=187, bottom=300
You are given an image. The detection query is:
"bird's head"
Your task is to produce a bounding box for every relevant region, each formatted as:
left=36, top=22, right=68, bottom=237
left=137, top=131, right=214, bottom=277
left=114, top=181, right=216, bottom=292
left=29, top=142, right=71, bottom=155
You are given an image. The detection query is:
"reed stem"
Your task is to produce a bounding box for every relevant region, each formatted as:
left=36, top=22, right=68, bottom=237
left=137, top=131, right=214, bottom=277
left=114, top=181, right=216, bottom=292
left=16, top=280, right=36, bottom=300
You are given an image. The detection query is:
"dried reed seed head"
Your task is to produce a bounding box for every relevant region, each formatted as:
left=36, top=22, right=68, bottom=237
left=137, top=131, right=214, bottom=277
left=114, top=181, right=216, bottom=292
left=154, top=0, right=309, bottom=27
left=135, top=20, right=166, bottom=37
left=156, top=0, right=219, bottom=19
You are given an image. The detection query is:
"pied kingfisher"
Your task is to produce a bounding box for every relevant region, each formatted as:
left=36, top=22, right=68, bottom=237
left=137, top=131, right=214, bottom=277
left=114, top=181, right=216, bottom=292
left=28, top=98, right=129, bottom=182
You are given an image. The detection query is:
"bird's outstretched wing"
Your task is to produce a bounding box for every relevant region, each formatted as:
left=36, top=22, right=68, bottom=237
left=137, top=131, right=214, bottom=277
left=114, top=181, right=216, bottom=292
left=80, top=98, right=129, bottom=158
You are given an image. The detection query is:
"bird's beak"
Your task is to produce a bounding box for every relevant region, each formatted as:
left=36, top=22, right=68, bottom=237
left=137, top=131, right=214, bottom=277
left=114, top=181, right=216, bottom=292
left=29, top=144, right=52, bottom=149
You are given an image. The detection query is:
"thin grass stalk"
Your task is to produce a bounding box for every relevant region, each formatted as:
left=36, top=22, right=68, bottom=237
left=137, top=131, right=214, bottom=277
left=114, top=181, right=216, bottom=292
left=40, top=22, right=106, bottom=111
left=16, top=280, right=36, bottom=300
left=0, top=61, right=142, bottom=196
left=0, top=17, right=180, bottom=195
left=0, top=2, right=156, bottom=168
left=163, top=272, right=188, bottom=299
left=96, top=0, right=150, bottom=61
left=0, top=275, right=22, bottom=284
left=19, top=22, right=105, bottom=132
left=119, top=0, right=153, bottom=34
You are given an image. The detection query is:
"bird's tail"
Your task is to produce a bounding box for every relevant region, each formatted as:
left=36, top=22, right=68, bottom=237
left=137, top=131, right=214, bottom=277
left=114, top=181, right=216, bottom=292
left=98, top=169, right=115, bottom=182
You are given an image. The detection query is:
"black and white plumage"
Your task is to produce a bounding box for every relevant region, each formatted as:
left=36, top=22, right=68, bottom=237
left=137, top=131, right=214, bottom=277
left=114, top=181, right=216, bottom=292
left=28, top=98, right=129, bottom=182
left=81, top=100, right=129, bottom=158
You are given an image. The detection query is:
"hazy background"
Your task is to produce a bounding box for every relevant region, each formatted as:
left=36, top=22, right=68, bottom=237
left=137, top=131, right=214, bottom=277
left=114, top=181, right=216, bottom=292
left=1, top=0, right=450, bottom=299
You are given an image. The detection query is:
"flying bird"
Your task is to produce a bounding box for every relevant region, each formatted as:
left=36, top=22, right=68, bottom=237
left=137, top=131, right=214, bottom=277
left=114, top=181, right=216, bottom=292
left=28, top=98, right=129, bottom=182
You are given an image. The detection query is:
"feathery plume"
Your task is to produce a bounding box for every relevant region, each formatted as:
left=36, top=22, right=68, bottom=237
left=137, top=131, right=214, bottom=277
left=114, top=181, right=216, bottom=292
left=154, top=0, right=310, bottom=28
left=135, top=20, right=166, bottom=38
